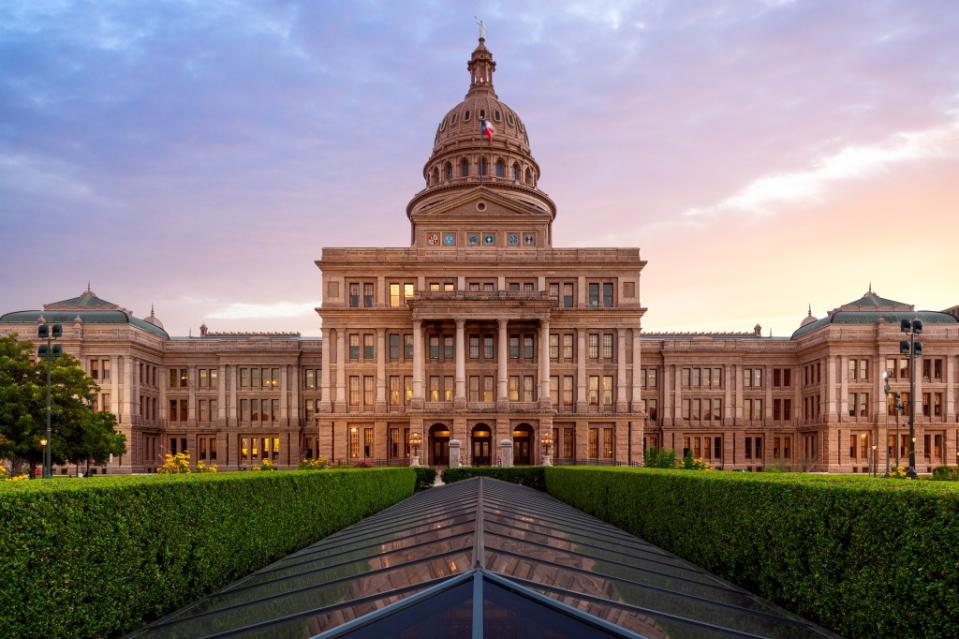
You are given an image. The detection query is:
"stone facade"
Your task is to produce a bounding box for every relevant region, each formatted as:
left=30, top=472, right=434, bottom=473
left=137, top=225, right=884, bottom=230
left=2, top=38, right=957, bottom=474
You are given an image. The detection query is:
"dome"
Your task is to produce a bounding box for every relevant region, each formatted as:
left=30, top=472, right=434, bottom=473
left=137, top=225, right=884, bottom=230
left=145, top=304, right=164, bottom=330
left=408, top=37, right=554, bottom=219
left=799, top=305, right=818, bottom=328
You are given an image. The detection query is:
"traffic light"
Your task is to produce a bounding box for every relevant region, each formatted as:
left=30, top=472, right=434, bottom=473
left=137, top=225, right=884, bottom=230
left=913, top=341, right=923, bottom=356
left=901, top=319, right=911, bottom=333
left=38, top=344, right=48, bottom=357
left=900, top=340, right=910, bottom=354
left=52, top=344, right=62, bottom=357
left=38, top=324, right=49, bottom=338
left=911, top=319, right=923, bottom=334
left=51, top=324, right=62, bottom=338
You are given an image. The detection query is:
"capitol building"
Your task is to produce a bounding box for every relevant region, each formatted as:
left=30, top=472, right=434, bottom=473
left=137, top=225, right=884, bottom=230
left=3, top=37, right=958, bottom=475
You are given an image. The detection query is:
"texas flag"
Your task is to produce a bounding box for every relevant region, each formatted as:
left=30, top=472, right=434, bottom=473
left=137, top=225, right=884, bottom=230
left=480, top=117, right=495, bottom=140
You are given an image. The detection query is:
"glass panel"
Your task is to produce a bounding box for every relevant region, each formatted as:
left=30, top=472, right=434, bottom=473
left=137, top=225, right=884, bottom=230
left=340, top=579, right=473, bottom=638
left=484, top=579, right=619, bottom=638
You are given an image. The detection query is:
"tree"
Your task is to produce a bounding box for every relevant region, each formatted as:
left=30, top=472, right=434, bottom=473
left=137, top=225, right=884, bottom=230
left=0, top=333, right=126, bottom=475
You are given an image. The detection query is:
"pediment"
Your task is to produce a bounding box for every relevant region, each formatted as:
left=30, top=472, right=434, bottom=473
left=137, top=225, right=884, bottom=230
left=412, top=186, right=553, bottom=220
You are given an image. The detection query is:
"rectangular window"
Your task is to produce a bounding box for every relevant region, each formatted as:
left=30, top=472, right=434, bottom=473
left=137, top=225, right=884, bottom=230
left=404, top=334, right=414, bottom=359
left=349, top=428, right=360, bottom=458
left=389, top=376, right=400, bottom=407
left=602, top=283, right=614, bottom=307
left=444, top=375, right=454, bottom=401
left=549, top=334, right=559, bottom=360
left=169, top=368, right=178, bottom=388
left=588, top=283, right=600, bottom=307
left=239, top=399, right=249, bottom=422
left=692, top=368, right=701, bottom=388
left=91, top=359, right=99, bottom=380
left=483, top=335, right=494, bottom=359
left=251, top=398, right=259, bottom=422
left=562, top=333, right=573, bottom=360
left=404, top=376, right=413, bottom=404
left=483, top=376, right=494, bottom=402
left=469, top=376, right=480, bottom=402
left=251, top=368, right=261, bottom=388
left=179, top=399, right=188, bottom=422
left=589, top=428, right=599, bottom=458
left=563, top=283, right=574, bottom=308
left=563, top=375, right=574, bottom=406
left=444, top=336, right=454, bottom=360
left=349, top=376, right=360, bottom=406
left=601, top=376, right=613, bottom=405
left=305, top=369, right=316, bottom=389
left=429, top=336, right=440, bottom=359
left=349, top=334, right=361, bottom=360
left=180, top=369, right=188, bottom=388
left=646, top=398, right=658, bottom=421
left=508, top=376, right=520, bottom=401
left=588, top=376, right=599, bottom=405
left=199, top=368, right=208, bottom=388
left=430, top=376, right=440, bottom=401
left=523, top=335, right=534, bottom=359
left=603, top=427, right=614, bottom=457
left=523, top=375, right=535, bottom=402
left=588, top=334, right=599, bottom=359
left=389, top=333, right=400, bottom=360
left=364, top=427, right=373, bottom=457
left=469, top=335, right=480, bottom=359
left=363, top=333, right=374, bottom=359
left=199, top=399, right=209, bottom=422
left=549, top=282, right=560, bottom=306
left=390, top=283, right=401, bottom=307
left=602, top=333, right=613, bottom=359
left=349, top=283, right=360, bottom=308
left=363, top=283, right=374, bottom=307
left=363, top=375, right=374, bottom=405
left=509, top=336, right=520, bottom=359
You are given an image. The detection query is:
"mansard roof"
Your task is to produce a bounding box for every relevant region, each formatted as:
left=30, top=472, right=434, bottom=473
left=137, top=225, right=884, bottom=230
left=0, top=288, right=169, bottom=338
left=791, top=289, right=957, bottom=339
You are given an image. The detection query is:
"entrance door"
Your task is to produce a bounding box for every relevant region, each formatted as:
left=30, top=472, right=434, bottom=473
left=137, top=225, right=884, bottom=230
left=513, top=423, right=533, bottom=465
left=429, top=423, right=450, bottom=466
left=471, top=424, right=492, bottom=465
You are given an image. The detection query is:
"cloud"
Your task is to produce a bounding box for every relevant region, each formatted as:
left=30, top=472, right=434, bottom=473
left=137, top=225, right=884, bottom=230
left=204, top=301, right=321, bottom=321
left=684, top=113, right=959, bottom=218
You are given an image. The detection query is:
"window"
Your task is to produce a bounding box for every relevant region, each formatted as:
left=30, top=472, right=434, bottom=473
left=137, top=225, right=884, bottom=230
left=363, top=376, right=374, bottom=406
left=469, top=335, right=480, bottom=359
left=389, top=333, right=400, bottom=359
left=363, top=333, right=374, bottom=359
left=646, top=398, right=658, bottom=421
left=483, top=375, right=494, bottom=402
left=523, top=335, right=534, bottom=359
left=429, top=336, right=440, bottom=359
left=349, top=283, right=360, bottom=308
left=363, top=283, right=374, bottom=307
left=469, top=376, right=480, bottom=402
left=549, top=333, right=559, bottom=360
left=460, top=158, right=469, bottom=177
left=404, top=334, right=414, bottom=359
left=602, top=283, right=614, bottom=307
left=363, top=428, right=373, bottom=458
left=349, top=376, right=360, bottom=406
left=483, top=335, right=494, bottom=359
left=588, top=334, right=599, bottom=359
left=429, top=376, right=440, bottom=401
left=349, top=334, right=360, bottom=360
left=444, top=375, right=454, bottom=401
left=848, top=392, right=869, bottom=417
left=512, top=162, right=520, bottom=180
left=523, top=375, right=535, bottom=402
left=563, top=283, right=574, bottom=308
left=588, top=283, right=600, bottom=307
left=445, top=162, right=452, bottom=180
left=508, top=376, right=519, bottom=401
left=91, top=359, right=99, bottom=380
left=389, top=284, right=401, bottom=307
left=479, top=157, right=487, bottom=176
left=495, top=159, right=505, bottom=177
left=589, top=428, right=599, bottom=458
left=562, top=333, right=574, bottom=360
left=444, top=336, right=454, bottom=360
left=602, top=333, right=613, bottom=359
left=601, top=376, right=613, bottom=405
left=509, top=336, right=520, bottom=359
left=603, top=427, right=614, bottom=459
left=389, top=376, right=401, bottom=407
left=588, top=376, right=599, bottom=405
left=562, top=375, right=574, bottom=407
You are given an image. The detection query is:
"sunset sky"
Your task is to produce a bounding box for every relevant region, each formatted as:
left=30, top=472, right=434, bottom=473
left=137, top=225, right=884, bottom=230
left=2, top=0, right=957, bottom=337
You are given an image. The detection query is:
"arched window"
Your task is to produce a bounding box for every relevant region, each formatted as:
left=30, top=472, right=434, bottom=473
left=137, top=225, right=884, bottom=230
left=431, top=167, right=439, bottom=185
left=479, top=157, right=487, bottom=176
left=495, top=160, right=505, bottom=178
left=524, top=168, right=532, bottom=185
left=512, top=163, right=520, bottom=181
left=445, top=162, right=452, bottom=180
left=464, top=110, right=471, bottom=122
left=460, top=158, right=469, bottom=177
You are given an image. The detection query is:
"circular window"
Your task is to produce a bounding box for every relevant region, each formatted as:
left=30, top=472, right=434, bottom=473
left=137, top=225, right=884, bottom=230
left=476, top=201, right=487, bottom=212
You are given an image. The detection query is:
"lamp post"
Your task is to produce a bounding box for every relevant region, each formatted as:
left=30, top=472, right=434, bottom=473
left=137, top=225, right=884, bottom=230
left=871, top=444, right=877, bottom=477
left=900, top=319, right=923, bottom=478
left=37, top=322, right=62, bottom=479
left=541, top=434, right=553, bottom=467
left=883, top=371, right=903, bottom=476
left=409, top=432, right=423, bottom=467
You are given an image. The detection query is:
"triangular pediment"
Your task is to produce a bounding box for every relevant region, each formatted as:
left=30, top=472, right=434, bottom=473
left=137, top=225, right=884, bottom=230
left=412, top=186, right=553, bottom=220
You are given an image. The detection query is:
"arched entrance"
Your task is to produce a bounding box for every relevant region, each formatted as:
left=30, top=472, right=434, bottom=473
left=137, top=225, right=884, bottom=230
left=429, top=423, right=450, bottom=466
left=513, top=423, right=533, bottom=465
left=471, top=424, right=492, bottom=466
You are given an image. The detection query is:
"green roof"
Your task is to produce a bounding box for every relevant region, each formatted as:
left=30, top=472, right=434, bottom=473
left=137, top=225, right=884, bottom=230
left=792, top=310, right=956, bottom=339
left=0, top=309, right=169, bottom=338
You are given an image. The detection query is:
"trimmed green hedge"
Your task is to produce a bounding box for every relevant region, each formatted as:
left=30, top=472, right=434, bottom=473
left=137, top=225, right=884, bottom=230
left=932, top=465, right=959, bottom=481
left=414, top=466, right=437, bottom=491
left=442, top=466, right=546, bottom=490
left=545, top=467, right=959, bottom=639
left=0, top=468, right=414, bottom=639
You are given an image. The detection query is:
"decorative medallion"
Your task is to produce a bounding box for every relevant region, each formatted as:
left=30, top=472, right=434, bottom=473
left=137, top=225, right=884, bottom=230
left=443, top=232, right=456, bottom=246
left=507, top=233, right=519, bottom=246
left=524, top=233, right=535, bottom=246
left=426, top=232, right=439, bottom=246
left=468, top=233, right=480, bottom=246
left=483, top=233, right=495, bottom=245
left=476, top=201, right=487, bottom=212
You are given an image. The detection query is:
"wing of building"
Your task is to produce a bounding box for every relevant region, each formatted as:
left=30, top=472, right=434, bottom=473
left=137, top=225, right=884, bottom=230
left=3, top=38, right=958, bottom=475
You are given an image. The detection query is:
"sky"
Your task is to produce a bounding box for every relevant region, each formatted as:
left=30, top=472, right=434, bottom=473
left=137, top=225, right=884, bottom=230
left=1, top=0, right=958, bottom=337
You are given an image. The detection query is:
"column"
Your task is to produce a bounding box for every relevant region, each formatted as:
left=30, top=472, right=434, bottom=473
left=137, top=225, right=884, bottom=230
left=839, top=357, right=849, bottom=418
left=616, top=328, right=627, bottom=411
left=734, top=364, right=744, bottom=422
left=946, top=356, right=956, bottom=420
left=826, top=355, right=838, bottom=420
left=539, top=319, right=551, bottom=403
left=497, top=319, right=509, bottom=402
left=228, top=365, right=237, bottom=423
left=280, top=364, right=288, bottom=422
left=724, top=365, right=733, bottom=425
left=121, top=356, right=133, bottom=422
left=335, top=330, right=346, bottom=409
left=674, top=364, right=683, bottom=425
left=158, top=369, right=167, bottom=421
left=413, top=320, right=425, bottom=401
left=376, top=328, right=386, bottom=410
left=662, top=360, right=672, bottom=425
left=290, top=367, right=300, bottom=422
left=111, top=356, right=120, bottom=416
left=188, top=366, right=196, bottom=422
left=631, top=330, right=642, bottom=411
left=765, top=365, right=773, bottom=420
left=455, top=319, right=466, bottom=405
left=377, top=275, right=385, bottom=308
left=321, top=331, right=331, bottom=410
left=217, top=364, right=227, bottom=422
left=576, top=329, right=587, bottom=409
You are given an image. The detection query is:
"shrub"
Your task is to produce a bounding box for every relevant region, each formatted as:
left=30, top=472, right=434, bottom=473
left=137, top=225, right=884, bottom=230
left=643, top=447, right=676, bottom=468
left=442, top=466, right=546, bottom=490
left=545, top=467, right=959, bottom=639
left=156, top=452, right=191, bottom=474
left=0, top=467, right=415, bottom=639
left=414, top=466, right=437, bottom=491
left=299, top=455, right=329, bottom=470
left=195, top=460, right=217, bottom=473
left=352, top=459, right=371, bottom=468
left=932, top=465, right=959, bottom=481
left=255, top=458, right=276, bottom=471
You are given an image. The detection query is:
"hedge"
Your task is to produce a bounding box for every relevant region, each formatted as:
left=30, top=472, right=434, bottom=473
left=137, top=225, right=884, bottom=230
left=545, top=467, right=959, bottom=639
left=414, top=466, right=437, bottom=491
left=442, top=466, right=546, bottom=490
left=932, top=465, right=959, bottom=481
left=0, top=468, right=414, bottom=639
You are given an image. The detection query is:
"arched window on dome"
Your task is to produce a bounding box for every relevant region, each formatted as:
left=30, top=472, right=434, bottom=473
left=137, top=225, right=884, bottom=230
left=431, top=167, right=439, bottom=185
left=464, top=110, right=471, bottom=122
left=524, top=168, right=532, bottom=185
left=479, top=157, right=488, bottom=176
left=512, top=163, right=520, bottom=181
left=495, top=160, right=505, bottom=178
left=460, top=158, right=469, bottom=177
left=445, top=162, right=452, bottom=181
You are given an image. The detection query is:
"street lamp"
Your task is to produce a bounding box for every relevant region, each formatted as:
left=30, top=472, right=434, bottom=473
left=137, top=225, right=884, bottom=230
left=900, top=319, right=923, bottom=478
left=37, top=322, right=62, bottom=479
left=871, top=444, right=877, bottom=478
left=409, top=432, right=423, bottom=467
left=883, top=370, right=903, bottom=476
left=541, top=434, right=553, bottom=467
